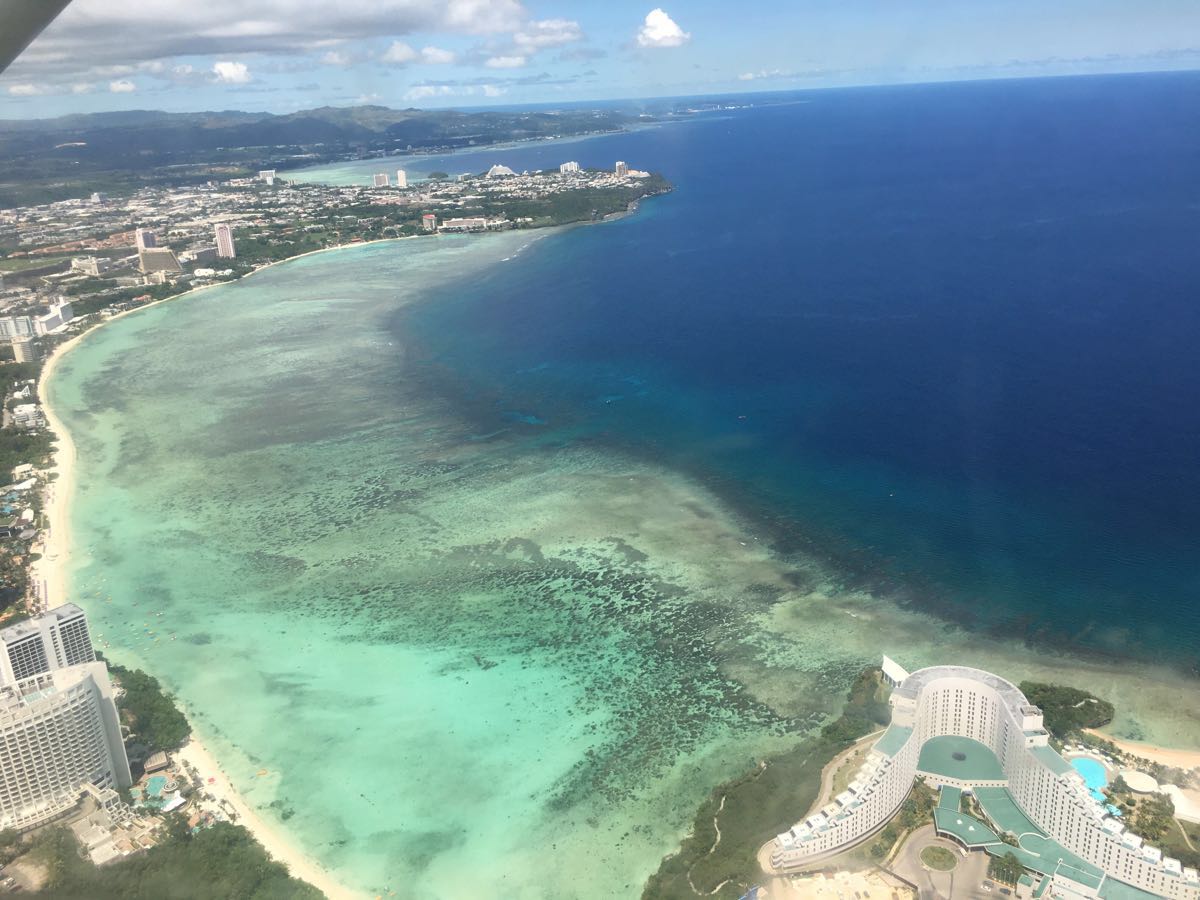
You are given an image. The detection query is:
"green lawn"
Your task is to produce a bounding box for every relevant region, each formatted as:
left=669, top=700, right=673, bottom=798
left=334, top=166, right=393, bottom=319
left=0, top=255, right=72, bottom=272
left=921, top=845, right=958, bottom=871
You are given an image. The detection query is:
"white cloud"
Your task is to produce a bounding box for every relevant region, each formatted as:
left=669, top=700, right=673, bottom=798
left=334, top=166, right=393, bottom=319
left=485, top=55, right=526, bottom=68
left=636, top=8, right=689, bottom=48
left=7, top=0, right=525, bottom=80
left=383, top=42, right=456, bottom=65
left=738, top=68, right=788, bottom=81
left=109, top=79, right=137, bottom=92
left=404, top=84, right=455, bottom=101
left=513, top=18, right=581, bottom=52
left=172, top=64, right=194, bottom=76
left=403, top=82, right=507, bottom=102
left=419, top=45, right=457, bottom=64
left=212, top=60, right=251, bottom=83
left=383, top=41, right=417, bottom=64
left=321, top=50, right=351, bottom=66
left=8, top=83, right=47, bottom=96
left=71, top=82, right=97, bottom=94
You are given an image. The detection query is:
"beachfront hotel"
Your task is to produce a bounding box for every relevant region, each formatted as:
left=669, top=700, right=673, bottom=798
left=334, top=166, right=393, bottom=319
left=772, top=658, right=1200, bottom=900
left=0, top=606, right=131, bottom=830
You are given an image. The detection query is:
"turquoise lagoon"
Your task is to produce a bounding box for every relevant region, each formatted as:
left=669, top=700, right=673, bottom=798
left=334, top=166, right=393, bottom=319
left=47, top=231, right=1200, bottom=895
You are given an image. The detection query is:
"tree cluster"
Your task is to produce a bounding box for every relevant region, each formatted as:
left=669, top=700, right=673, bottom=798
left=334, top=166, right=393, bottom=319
left=108, top=662, right=192, bottom=752
left=29, top=822, right=322, bottom=900
left=988, top=850, right=1025, bottom=885
left=1018, top=681, right=1114, bottom=737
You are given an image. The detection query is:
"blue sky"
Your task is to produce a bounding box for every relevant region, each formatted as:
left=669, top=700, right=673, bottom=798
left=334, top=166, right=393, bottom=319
left=3, top=0, right=1200, bottom=117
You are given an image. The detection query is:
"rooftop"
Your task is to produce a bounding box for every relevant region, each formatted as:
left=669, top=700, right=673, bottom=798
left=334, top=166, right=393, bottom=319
left=873, top=723, right=913, bottom=758
left=1, top=603, right=86, bottom=645
left=1029, top=744, right=1073, bottom=776
left=938, top=785, right=963, bottom=811
left=974, top=786, right=1043, bottom=836
left=933, top=808, right=999, bottom=847
left=917, top=735, right=1006, bottom=783
left=893, top=665, right=1039, bottom=727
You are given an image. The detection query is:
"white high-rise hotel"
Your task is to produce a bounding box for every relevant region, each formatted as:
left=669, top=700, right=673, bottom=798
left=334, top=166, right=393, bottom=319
left=0, top=605, right=130, bottom=830
left=214, top=223, right=236, bottom=259
left=772, top=659, right=1200, bottom=899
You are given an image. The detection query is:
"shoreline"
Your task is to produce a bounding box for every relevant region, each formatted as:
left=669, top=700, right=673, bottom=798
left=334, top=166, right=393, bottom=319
left=30, top=238, right=442, bottom=900
left=1084, top=729, right=1200, bottom=772
left=31, top=217, right=1200, bottom=898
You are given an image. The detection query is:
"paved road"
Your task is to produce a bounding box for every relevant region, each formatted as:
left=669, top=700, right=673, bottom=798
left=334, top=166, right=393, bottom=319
left=891, top=824, right=995, bottom=900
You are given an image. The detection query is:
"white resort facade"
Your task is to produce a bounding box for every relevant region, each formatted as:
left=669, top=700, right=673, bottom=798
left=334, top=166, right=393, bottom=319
left=0, top=605, right=131, bottom=830
left=772, top=658, right=1199, bottom=900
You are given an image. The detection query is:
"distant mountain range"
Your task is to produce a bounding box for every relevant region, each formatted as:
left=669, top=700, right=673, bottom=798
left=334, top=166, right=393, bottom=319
left=0, top=104, right=637, bottom=159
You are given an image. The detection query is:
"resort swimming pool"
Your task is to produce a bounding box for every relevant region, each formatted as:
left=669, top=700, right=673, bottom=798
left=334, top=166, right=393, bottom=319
left=1070, top=757, right=1122, bottom=816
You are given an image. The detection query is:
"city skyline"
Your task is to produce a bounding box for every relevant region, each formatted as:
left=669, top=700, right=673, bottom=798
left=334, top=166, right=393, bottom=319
left=0, top=0, right=1199, bottom=117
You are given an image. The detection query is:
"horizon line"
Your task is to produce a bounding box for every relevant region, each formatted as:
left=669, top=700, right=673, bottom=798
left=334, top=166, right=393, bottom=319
left=4, top=65, right=1200, bottom=124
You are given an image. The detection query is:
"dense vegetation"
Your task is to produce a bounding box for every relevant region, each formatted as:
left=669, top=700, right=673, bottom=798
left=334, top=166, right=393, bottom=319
left=643, top=668, right=891, bottom=899
left=29, top=822, right=322, bottom=900
left=0, top=362, right=51, bottom=481
left=988, top=850, right=1024, bottom=885
left=0, top=105, right=640, bottom=206
left=1018, top=681, right=1114, bottom=737
left=863, top=778, right=937, bottom=862
left=105, top=660, right=191, bottom=752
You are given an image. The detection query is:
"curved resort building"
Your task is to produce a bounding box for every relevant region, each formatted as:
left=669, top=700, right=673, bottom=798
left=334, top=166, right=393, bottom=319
left=772, top=659, right=1199, bottom=900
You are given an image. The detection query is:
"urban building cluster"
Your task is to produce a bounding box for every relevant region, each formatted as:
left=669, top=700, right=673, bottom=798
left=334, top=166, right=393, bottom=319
left=0, top=160, right=654, bottom=361
left=0, top=600, right=236, bottom=873
left=0, top=605, right=131, bottom=839
left=772, top=659, right=1199, bottom=899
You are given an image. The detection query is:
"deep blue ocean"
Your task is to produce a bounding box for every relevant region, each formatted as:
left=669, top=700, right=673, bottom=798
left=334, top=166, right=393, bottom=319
left=402, top=73, right=1200, bottom=667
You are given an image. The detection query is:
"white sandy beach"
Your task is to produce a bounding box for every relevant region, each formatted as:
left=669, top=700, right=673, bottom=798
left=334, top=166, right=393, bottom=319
left=1086, top=729, right=1200, bottom=772
left=33, top=268, right=374, bottom=900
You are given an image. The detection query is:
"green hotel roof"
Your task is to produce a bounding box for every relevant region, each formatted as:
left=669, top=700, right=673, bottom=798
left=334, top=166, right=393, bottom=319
left=974, top=786, right=1044, bottom=837
left=933, top=808, right=1000, bottom=848
left=917, top=735, right=1005, bottom=782
left=1033, top=877, right=1051, bottom=898
left=1099, top=877, right=1174, bottom=900
left=1029, top=744, right=1074, bottom=776
left=938, top=785, right=963, bottom=811
left=874, top=723, right=913, bottom=758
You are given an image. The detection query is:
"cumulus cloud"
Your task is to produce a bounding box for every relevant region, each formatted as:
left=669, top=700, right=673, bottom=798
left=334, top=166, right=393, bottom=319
left=7, top=83, right=47, bottom=96
left=382, top=42, right=457, bottom=65
left=637, top=8, right=689, bottom=48
left=321, top=50, right=351, bottom=66
left=403, top=81, right=508, bottom=102
left=404, top=84, right=455, bottom=101
left=109, top=79, right=136, bottom=92
left=382, top=42, right=418, bottom=64
left=513, top=18, right=581, bottom=52
left=9, top=0, right=524, bottom=79
left=485, top=55, right=526, bottom=68
left=212, top=60, right=251, bottom=83
left=419, top=46, right=457, bottom=64
left=71, top=82, right=96, bottom=93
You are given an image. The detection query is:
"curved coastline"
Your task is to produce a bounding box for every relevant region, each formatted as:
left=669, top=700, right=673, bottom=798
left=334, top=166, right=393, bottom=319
left=31, top=237, right=444, bottom=900
left=31, top=220, right=1200, bottom=899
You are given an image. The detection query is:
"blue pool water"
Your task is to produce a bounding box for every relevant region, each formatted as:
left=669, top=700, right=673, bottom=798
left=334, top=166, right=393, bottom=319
left=1072, top=757, right=1108, bottom=802
left=145, top=775, right=168, bottom=799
